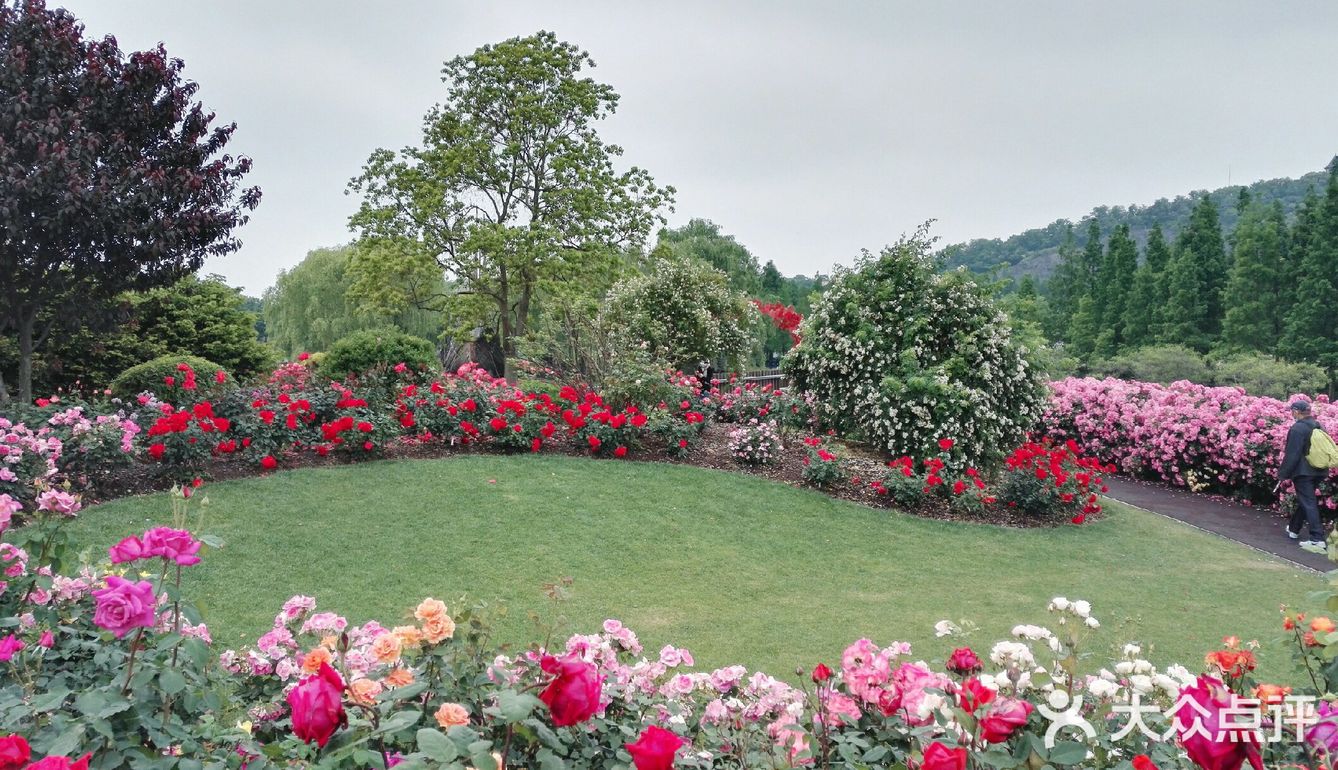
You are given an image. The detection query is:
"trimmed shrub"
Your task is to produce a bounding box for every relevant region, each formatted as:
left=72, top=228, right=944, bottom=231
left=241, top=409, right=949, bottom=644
left=110, top=354, right=233, bottom=402
left=1210, top=352, right=1327, bottom=400
left=1087, top=345, right=1212, bottom=386
left=784, top=226, right=1045, bottom=469
left=318, top=328, right=437, bottom=379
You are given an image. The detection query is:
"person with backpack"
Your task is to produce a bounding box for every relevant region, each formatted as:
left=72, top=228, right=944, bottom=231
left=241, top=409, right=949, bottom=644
left=1281, top=399, right=1334, bottom=553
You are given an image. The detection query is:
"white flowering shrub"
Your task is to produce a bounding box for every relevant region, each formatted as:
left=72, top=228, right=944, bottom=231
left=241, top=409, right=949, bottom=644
left=602, top=256, right=758, bottom=371
left=727, top=419, right=783, bottom=465
left=783, top=225, right=1045, bottom=468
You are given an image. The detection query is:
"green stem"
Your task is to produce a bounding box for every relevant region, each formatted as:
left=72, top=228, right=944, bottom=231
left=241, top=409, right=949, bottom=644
left=120, top=627, right=146, bottom=695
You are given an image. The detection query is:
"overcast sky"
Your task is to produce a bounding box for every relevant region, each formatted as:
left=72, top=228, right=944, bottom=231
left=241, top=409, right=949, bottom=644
left=75, top=1, right=1338, bottom=294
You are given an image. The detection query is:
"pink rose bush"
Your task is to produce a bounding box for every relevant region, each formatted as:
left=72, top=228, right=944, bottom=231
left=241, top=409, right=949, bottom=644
left=1044, top=376, right=1332, bottom=505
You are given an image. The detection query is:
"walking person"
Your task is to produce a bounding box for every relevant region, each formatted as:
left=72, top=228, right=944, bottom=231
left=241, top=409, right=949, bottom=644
left=1281, top=399, right=1329, bottom=553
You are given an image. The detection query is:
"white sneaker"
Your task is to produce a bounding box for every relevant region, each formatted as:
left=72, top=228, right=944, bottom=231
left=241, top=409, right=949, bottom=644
left=1300, top=540, right=1327, bottom=554
left=1287, top=527, right=1300, bottom=540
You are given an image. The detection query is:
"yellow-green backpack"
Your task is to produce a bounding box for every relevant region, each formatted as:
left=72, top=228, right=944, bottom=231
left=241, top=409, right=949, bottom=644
left=1308, top=428, right=1338, bottom=469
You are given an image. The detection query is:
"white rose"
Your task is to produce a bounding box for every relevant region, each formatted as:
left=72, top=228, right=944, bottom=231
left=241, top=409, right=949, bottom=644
left=1072, top=600, right=1092, bottom=618
left=1115, top=661, right=1135, bottom=675
left=1085, top=617, right=1100, bottom=629
left=1050, top=597, right=1070, bottom=612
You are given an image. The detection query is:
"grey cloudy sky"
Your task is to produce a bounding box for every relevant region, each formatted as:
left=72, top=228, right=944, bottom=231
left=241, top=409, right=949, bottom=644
left=75, top=1, right=1338, bottom=294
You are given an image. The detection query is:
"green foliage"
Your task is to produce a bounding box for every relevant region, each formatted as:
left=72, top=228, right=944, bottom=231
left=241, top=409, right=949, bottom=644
left=1087, top=345, right=1213, bottom=388
left=1121, top=225, right=1170, bottom=349
left=785, top=225, right=1046, bottom=468
left=1160, top=196, right=1229, bottom=352
left=1092, top=224, right=1138, bottom=356
left=1280, top=164, right=1338, bottom=382
left=1210, top=352, right=1327, bottom=400
left=264, top=245, right=442, bottom=357
left=1222, top=202, right=1292, bottom=353
left=602, top=256, right=757, bottom=371
left=348, top=32, right=674, bottom=359
left=319, top=328, right=438, bottom=380
left=7, top=275, right=271, bottom=397
left=110, top=354, right=233, bottom=402
left=656, top=219, right=761, bottom=294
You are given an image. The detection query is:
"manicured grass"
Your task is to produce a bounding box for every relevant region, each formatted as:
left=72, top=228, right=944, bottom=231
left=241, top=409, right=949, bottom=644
left=66, top=455, right=1315, bottom=679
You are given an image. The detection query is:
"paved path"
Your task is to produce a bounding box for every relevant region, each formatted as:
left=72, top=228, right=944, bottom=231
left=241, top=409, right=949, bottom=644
left=1103, top=477, right=1333, bottom=572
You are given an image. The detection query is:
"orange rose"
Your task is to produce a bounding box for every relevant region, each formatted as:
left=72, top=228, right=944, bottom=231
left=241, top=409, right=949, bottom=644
left=1253, top=683, right=1292, bottom=705
left=422, top=614, right=456, bottom=644
left=321, top=635, right=339, bottom=650
left=434, top=702, right=470, bottom=729
left=301, top=646, right=333, bottom=674
left=371, top=632, right=402, bottom=664
left=1312, top=617, right=1336, bottom=634
left=349, top=677, right=383, bottom=704
left=415, top=598, right=448, bottom=623
left=393, top=625, right=424, bottom=648
left=1221, top=635, right=1240, bottom=649
left=1284, top=617, right=1296, bottom=631
left=383, top=668, right=415, bottom=688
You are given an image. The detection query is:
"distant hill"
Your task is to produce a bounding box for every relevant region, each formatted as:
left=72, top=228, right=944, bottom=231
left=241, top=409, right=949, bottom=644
left=939, top=165, right=1330, bottom=285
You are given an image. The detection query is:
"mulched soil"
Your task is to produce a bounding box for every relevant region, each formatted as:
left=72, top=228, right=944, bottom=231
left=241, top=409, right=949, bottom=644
left=78, top=424, right=1074, bottom=529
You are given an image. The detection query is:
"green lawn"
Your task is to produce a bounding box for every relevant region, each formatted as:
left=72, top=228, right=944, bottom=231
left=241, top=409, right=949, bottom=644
left=66, top=455, right=1316, bottom=679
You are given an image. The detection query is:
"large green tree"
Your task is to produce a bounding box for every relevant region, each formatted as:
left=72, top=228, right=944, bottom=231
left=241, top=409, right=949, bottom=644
left=347, top=32, right=674, bottom=369
left=263, top=245, right=442, bottom=357
left=1092, top=224, right=1138, bottom=356
left=656, top=219, right=761, bottom=294
left=1121, top=225, right=1170, bottom=348
left=0, top=2, right=259, bottom=404
left=1280, top=162, right=1338, bottom=383
left=1221, top=202, right=1291, bottom=353
left=1159, top=196, right=1228, bottom=351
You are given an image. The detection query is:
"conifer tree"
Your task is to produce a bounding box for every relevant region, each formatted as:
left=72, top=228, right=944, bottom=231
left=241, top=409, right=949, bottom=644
left=1159, top=196, right=1228, bottom=351
left=1280, top=161, right=1338, bottom=386
left=1222, top=202, right=1289, bottom=353
left=1122, top=225, right=1170, bottom=348
left=1093, top=224, right=1138, bottom=356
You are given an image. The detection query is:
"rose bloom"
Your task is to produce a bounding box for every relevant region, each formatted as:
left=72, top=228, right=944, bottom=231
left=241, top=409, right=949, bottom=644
left=287, top=662, right=347, bottom=748
left=371, top=632, right=402, bottom=664
left=392, top=625, right=424, bottom=648
left=625, top=725, right=684, bottom=770
left=24, top=755, right=91, bottom=770
left=301, top=647, right=333, bottom=674
left=920, top=742, right=967, bottom=770
left=422, top=614, right=455, bottom=644
left=1313, top=617, right=1336, bottom=634
left=946, top=646, right=983, bottom=675
left=0, top=735, right=30, bottom=770
left=383, top=668, right=415, bottom=688
left=415, top=598, right=448, bottom=623
left=539, top=654, right=602, bottom=727
left=91, top=576, right=156, bottom=638
left=434, top=702, right=470, bottom=729
left=348, top=677, right=383, bottom=705
left=979, top=698, right=1034, bottom=743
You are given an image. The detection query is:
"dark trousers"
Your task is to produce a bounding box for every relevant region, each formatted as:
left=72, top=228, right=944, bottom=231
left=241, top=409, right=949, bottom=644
left=1290, top=476, right=1326, bottom=541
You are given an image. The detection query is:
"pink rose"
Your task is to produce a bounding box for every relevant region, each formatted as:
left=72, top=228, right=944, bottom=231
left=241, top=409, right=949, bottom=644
left=141, top=527, right=202, bottom=566
left=0, top=735, right=30, bottom=770
left=23, top=755, right=91, bottom=770
left=107, top=535, right=146, bottom=564
left=91, top=576, right=156, bottom=638
left=539, top=654, right=602, bottom=727
left=1174, top=675, right=1264, bottom=770
left=0, top=495, right=19, bottom=533
left=35, top=490, right=79, bottom=516
left=38, top=631, right=54, bottom=649
left=287, top=662, right=347, bottom=747
left=0, top=635, right=23, bottom=662
left=979, top=697, right=1034, bottom=743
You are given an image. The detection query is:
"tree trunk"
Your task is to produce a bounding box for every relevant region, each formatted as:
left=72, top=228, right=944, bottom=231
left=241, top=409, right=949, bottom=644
left=17, top=311, right=34, bottom=405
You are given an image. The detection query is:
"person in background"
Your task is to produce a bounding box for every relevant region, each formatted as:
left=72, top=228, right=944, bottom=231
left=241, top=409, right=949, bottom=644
left=1281, top=399, right=1329, bottom=554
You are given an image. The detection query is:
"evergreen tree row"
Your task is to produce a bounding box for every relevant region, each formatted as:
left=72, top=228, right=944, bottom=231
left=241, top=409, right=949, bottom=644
left=1045, top=158, right=1338, bottom=382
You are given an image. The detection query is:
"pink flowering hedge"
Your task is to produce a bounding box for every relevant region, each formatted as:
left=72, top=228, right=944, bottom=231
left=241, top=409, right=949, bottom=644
left=1043, top=377, right=1335, bottom=506
left=4, top=490, right=1338, bottom=769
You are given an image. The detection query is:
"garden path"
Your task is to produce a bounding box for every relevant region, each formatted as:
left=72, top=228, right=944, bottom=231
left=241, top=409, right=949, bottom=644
left=1104, top=477, right=1333, bottom=572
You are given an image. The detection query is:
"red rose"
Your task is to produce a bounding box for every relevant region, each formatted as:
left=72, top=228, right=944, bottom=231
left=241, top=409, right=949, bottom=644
left=261, top=455, right=277, bottom=470
left=531, top=437, right=543, bottom=453
left=978, top=698, right=1033, bottom=743
left=538, top=654, right=602, bottom=727
left=587, top=435, right=602, bottom=451
left=22, top=755, right=91, bottom=770
left=938, top=438, right=954, bottom=451
left=298, top=352, right=310, bottom=361
left=614, top=446, right=628, bottom=458
left=215, top=370, right=226, bottom=384
left=625, top=725, right=684, bottom=770
left=918, top=742, right=966, bottom=770
left=811, top=663, right=832, bottom=683
left=148, top=443, right=165, bottom=461
left=957, top=677, right=995, bottom=715
left=363, top=441, right=374, bottom=451
left=489, top=417, right=508, bottom=432
left=357, top=421, right=373, bottom=433
left=1131, top=757, right=1158, bottom=770
left=945, top=647, right=982, bottom=675
left=163, top=376, right=175, bottom=387
left=0, top=735, right=30, bottom=770
left=287, top=662, right=347, bottom=747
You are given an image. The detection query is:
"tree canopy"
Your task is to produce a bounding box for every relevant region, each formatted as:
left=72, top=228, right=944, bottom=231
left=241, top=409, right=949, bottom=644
left=0, top=1, right=259, bottom=402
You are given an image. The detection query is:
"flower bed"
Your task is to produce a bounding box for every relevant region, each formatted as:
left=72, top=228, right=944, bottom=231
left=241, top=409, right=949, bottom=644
left=1043, top=377, right=1332, bottom=507
left=2, top=491, right=1335, bottom=769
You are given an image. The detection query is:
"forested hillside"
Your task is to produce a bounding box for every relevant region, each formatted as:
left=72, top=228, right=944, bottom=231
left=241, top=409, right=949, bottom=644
left=941, top=166, right=1329, bottom=282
